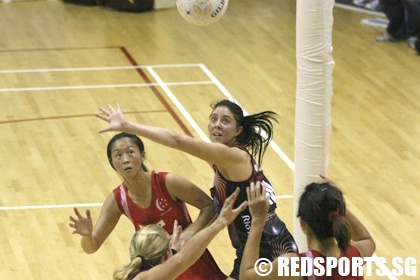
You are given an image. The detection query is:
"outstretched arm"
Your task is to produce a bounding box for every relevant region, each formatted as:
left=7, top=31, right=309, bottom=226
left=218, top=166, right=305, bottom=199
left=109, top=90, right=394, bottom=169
left=69, top=193, right=121, bottom=254
left=135, top=188, right=248, bottom=280
left=95, top=103, right=246, bottom=169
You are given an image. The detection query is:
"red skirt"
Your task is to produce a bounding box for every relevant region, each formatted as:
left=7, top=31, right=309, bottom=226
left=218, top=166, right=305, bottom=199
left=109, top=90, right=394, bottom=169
left=177, top=249, right=227, bottom=280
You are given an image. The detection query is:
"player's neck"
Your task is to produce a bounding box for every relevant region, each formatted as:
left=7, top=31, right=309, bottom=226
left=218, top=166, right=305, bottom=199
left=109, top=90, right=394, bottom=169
left=124, top=170, right=151, bottom=193
left=307, top=235, right=339, bottom=257
left=124, top=171, right=152, bottom=208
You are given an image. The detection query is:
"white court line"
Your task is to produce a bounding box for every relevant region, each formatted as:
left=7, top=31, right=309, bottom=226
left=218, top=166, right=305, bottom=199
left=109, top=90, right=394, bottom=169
left=0, top=203, right=102, bottom=211
left=0, top=81, right=214, bottom=93
left=277, top=195, right=294, bottom=199
left=146, top=66, right=211, bottom=142
left=0, top=83, right=159, bottom=92
left=0, top=64, right=203, bottom=74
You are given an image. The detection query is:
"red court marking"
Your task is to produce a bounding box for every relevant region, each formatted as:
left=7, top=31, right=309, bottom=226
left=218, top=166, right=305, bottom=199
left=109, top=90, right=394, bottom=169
left=119, top=47, right=194, bottom=137
left=0, top=46, right=196, bottom=137
left=0, top=46, right=119, bottom=53
left=0, top=110, right=165, bottom=125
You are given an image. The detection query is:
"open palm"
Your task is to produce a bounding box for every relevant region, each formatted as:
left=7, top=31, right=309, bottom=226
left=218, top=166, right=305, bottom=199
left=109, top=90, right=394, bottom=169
left=69, top=208, right=93, bottom=236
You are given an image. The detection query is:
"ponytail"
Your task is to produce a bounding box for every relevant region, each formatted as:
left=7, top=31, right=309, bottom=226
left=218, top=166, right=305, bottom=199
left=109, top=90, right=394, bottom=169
left=330, top=214, right=351, bottom=252
left=238, top=111, right=278, bottom=167
left=113, top=256, right=142, bottom=280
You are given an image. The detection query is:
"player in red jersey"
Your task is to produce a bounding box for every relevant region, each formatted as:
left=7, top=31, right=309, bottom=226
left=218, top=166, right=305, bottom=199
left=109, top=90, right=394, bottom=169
left=95, top=100, right=298, bottom=279
left=113, top=187, right=248, bottom=280
left=240, top=177, right=376, bottom=280
left=69, top=133, right=227, bottom=279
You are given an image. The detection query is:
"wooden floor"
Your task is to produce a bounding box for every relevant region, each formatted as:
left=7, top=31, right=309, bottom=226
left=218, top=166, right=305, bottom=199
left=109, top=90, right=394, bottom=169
left=0, top=0, right=419, bottom=279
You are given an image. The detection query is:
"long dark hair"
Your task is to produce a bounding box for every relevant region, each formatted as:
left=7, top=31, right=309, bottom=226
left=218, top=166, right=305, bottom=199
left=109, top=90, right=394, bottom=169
left=211, top=99, right=278, bottom=167
left=297, top=182, right=350, bottom=252
left=107, top=132, right=148, bottom=172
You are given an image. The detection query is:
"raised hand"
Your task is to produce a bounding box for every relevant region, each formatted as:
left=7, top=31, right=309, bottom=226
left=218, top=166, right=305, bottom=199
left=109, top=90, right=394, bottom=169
left=246, top=181, right=269, bottom=222
left=69, top=208, right=93, bottom=236
left=170, top=220, right=183, bottom=253
left=216, top=188, right=248, bottom=228
left=95, top=103, right=127, bottom=133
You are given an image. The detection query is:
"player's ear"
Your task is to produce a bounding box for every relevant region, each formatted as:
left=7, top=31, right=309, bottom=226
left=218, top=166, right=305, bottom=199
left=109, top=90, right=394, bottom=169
left=234, top=126, right=243, bottom=137
left=299, top=218, right=308, bottom=235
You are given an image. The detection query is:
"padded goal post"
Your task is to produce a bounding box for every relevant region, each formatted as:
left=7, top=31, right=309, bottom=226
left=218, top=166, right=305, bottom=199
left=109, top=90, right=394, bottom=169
left=293, top=0, right=335, bottom=252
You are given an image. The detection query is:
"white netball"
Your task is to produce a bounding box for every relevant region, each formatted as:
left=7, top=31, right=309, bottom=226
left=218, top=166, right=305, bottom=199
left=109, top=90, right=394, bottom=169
left=176, top=0, right=229, bottom=26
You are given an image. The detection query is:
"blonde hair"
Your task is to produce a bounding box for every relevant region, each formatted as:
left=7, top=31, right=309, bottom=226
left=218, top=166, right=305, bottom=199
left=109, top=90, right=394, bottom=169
left=113, top=225, right=170, bottom=280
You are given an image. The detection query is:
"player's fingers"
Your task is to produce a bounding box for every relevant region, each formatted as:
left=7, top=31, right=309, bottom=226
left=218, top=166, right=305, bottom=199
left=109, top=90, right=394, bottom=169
left=173, top=220, right=178, bottom=235
left=177, top=225, right=183, bottom=235
left=319, top=174, right=337, bottom=186
left=226, top=187, right=240, bottom=206
left=255, top=181, right=261, bottom=196
left=250, top=181, right=260, bottom=200
left=74, top=208, right=82, bottom=217
left=246, top=186, right=251, bottom=203
left=98, top=106, right=109, bottom=115
left=95, top=113, right=108, bottom=121
left=249, top=182, right=255, bottom=200
left=260, top=184, right=266, bottom=199
left=234, top=201, right=248, bottom=214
